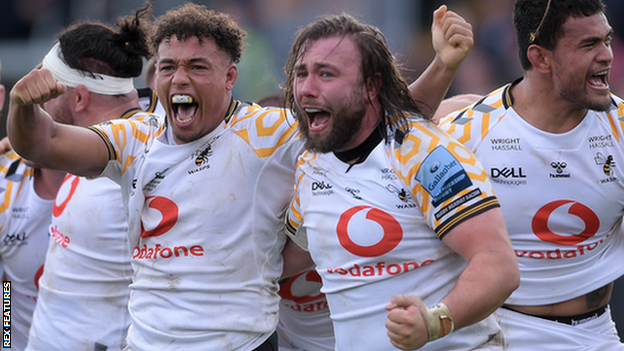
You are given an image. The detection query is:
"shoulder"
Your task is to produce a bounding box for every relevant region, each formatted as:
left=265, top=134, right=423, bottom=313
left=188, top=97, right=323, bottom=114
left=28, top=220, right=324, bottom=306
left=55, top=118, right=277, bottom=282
left=227, top=102, right=300, bottom=156
left=437, top=85, right=512, bottom=145
left=0, top=151, right=31, bottom=179
left=393, top=120, right=481, bottom=175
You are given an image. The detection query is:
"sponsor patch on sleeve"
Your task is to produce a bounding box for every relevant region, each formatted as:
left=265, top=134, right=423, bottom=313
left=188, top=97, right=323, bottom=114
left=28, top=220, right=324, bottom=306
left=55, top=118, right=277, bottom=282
left=415, top=145, right=473, bottom=207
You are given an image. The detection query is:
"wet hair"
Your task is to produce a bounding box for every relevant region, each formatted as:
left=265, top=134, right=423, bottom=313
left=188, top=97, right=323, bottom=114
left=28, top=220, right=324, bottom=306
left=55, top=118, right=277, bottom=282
left=514, top=0, right=606, bottom=70
left=283, top=13, right=425, bottom=136
left=150, top=3, right=247, bottom=64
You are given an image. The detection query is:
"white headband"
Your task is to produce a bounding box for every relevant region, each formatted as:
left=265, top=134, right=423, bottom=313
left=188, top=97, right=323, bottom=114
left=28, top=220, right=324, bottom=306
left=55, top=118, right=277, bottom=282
left=41, top=42, right=134, bottom=95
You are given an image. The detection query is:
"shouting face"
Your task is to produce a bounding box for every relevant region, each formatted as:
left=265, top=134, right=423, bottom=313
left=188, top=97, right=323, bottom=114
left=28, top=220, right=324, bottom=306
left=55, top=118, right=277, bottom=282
left=156, top=36, right=237, bottom=144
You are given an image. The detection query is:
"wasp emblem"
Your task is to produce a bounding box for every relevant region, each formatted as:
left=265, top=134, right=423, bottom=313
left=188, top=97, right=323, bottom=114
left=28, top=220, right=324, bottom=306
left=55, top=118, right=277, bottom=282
left=594, top=152, right=616, bottom=176
left=386, top=184, right=413, bottom=202
left=194, top=145, right=213, bottom=166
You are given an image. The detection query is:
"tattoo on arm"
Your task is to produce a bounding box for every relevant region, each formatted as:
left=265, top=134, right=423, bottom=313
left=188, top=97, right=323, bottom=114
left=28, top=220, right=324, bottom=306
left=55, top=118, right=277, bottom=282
left=87, top=165, right=104, bottom=174
left=585, top=284, right=610, bottom=309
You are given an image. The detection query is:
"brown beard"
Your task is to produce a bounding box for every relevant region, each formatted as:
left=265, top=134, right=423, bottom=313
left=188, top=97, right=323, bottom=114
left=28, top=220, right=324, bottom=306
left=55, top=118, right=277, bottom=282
left=298, top=87, right=367, bottom=153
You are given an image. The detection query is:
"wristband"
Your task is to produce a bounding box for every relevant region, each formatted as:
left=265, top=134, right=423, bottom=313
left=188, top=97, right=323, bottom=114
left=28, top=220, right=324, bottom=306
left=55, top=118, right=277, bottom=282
left=426, top=303, right=454, bottom=341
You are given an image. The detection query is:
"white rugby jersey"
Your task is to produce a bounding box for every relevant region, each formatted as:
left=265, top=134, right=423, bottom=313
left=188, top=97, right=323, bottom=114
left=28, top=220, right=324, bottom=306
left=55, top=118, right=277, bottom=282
left=27, top=108, right=158, bottom=351
left=90, top=100, right=303, bottom=350
left=0, top=152, right=54, bottom=350
left=285, top=119, right=501, bottom=351
left=438, top=81, right=624, bottom=305
left=277, top=269, right=334, bottom=351
left=27, top=177, right=130, bottom=350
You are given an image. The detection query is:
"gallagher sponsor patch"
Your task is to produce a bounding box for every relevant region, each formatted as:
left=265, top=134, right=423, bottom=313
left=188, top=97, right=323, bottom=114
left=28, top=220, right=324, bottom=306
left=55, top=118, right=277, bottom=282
left=415, top=146, right=472, bottom=207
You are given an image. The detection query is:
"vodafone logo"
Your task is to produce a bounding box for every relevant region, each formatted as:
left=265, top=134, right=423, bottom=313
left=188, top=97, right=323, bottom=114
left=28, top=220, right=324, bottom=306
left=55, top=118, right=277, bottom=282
left=531, top=200, right=599, bottom=246
left=337, top=206, right=402, bottom=257
left=141, top=196, right=179, bottom=238
left=53, top=175, right=80, bottom=218
left=280, top=270, right=324, bottom=303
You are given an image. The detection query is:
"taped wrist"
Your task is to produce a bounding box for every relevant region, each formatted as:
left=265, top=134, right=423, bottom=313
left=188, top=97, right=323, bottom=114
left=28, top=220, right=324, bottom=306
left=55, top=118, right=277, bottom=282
left=426, top=303, right=454, bottom=342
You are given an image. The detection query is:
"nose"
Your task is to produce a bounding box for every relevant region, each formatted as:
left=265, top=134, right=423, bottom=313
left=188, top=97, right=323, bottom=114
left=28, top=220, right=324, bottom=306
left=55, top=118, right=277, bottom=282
left=171, top=66, right=190, bottom=87
left=598, top=40, right=614, bottom=64
left=297, top=74, right=319, bottom=99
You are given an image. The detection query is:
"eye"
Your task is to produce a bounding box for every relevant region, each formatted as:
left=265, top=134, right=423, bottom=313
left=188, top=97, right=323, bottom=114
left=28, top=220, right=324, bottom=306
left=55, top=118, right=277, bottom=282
left=605, top=35, right=613, bottom=47
left=191, top=65, right=207, bottom=71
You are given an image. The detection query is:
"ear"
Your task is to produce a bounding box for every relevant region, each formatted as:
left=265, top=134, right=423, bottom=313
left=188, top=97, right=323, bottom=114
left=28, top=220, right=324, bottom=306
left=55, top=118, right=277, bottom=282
left=365, top=73, right=382, bottom=101
left=0, top=84, right=5, bottom=112
left=527, top=44, right=552, bottom=73
left=225, top=64, right=238, bottom=91
left=73, top=85, right=91, bottom=113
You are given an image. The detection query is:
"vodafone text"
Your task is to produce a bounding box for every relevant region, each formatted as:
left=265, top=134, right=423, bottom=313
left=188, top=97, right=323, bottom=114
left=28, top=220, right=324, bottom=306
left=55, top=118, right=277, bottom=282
left=515, top=240, right=605, bottom=260
left=50, top=225, right=70, bottom=248
left=283, top=300, right=328, bottom=313
left=133, top=243, right=204, bottom=259
left=327, top=260, right=434, bottom=277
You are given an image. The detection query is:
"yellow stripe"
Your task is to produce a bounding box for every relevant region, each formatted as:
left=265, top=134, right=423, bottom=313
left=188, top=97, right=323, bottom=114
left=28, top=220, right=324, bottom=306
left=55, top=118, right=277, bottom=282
left=436, top=198, right=500, bottom=237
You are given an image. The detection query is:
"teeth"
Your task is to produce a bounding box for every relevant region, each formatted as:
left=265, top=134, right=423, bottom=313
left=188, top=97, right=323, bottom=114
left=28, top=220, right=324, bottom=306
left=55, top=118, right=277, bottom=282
left=305, top=108, right=321, bottom=113
left=172, top=95, right=194, bottom=104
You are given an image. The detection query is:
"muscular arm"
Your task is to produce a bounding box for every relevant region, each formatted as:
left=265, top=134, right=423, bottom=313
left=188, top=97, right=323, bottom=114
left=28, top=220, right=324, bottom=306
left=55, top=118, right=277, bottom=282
left=409, top=5, right=473, bottom=118
left=7, top=68, right=109, bottom=176
left=386, top=207, right=519, bottom=350
left=438, top=207, right=519, bottom=328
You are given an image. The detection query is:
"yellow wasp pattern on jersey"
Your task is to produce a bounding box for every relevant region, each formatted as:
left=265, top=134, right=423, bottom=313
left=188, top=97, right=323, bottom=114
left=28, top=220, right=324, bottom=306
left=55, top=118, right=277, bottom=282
left=287, top=117, right=499, bottom=243
left=86, top=99, right=304, bottom=351
left=283, top=115, right=501, bottom=351
left=437, top=80, right=624, bottom=306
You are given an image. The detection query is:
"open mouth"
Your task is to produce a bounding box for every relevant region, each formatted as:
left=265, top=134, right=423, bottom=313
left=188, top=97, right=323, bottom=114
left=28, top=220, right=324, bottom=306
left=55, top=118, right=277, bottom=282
left=305, top=108, right=331, bottom=132
left=171, top=94, right=198, bottom=124
left=588, top=70, right=609, bottom=90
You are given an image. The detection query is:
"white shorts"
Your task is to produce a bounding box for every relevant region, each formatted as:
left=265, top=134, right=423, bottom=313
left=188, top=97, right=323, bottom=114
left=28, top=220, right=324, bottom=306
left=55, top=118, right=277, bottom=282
left=495, top=306, right=624, bottom=350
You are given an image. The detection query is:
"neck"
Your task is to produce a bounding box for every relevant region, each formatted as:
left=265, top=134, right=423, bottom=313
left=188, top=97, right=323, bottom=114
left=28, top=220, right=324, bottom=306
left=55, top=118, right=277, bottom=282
left=512, top=76, right=588, bottom=133
left=334, top=122, right=384, bottom=165
left=82, top=91, right=140, bottom=126
left=34, top=168, right=67, bottom=200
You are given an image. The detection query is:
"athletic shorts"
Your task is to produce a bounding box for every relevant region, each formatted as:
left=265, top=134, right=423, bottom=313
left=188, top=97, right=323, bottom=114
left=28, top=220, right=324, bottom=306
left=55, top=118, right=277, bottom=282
left=495, top=306, right=624, bottom=350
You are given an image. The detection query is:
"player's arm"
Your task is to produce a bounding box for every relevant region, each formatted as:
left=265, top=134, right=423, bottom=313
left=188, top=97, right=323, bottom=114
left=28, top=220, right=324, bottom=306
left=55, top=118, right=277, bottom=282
left=281, top=236, right=315, bottom=280
left=409, top=5, right=473, bottom=118
left=386, top=207, right=519, bottom=350
left=7, top=68, right=109, bottom=176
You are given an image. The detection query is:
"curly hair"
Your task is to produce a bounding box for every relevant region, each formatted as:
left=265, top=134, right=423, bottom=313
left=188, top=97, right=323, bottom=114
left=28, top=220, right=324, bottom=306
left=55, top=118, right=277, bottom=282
left=58, top=3, right=152, bottom=78
left=150, top=3, right=247, bottom=64
left=514, top=0, right=606, bottom=70
left=282, top=13, right=425, bottom=137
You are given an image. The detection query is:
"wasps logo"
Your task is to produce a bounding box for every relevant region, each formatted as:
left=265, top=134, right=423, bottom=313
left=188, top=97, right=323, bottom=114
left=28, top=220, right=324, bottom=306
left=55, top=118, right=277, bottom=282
left=386, top=184, right=413, bottom=202
left=193, top=145, right=213, bottom=166
left=595, top=152, right=616, bottom=176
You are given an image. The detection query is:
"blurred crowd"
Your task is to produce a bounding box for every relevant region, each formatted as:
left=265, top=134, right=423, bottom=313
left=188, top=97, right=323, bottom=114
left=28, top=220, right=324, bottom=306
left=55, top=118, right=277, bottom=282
left=1, top=0, right=623, bottom=100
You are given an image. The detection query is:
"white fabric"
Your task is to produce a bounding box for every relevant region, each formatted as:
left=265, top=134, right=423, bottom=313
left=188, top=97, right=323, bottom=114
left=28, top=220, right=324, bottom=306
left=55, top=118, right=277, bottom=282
left=93, top=104, right=304, bottom=350
left=438, top=86, right=624, bottom=306
left=278, top=269, right=334, bottom=351
left=42, top=43, right=134, bottom=95
left=285, top=119, right=502, bottom=351
left=495, top=306, right=624, bottom=350
left=0, top=152, right=54, bottom=350
left=26, top=176, right=131, bottom=351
